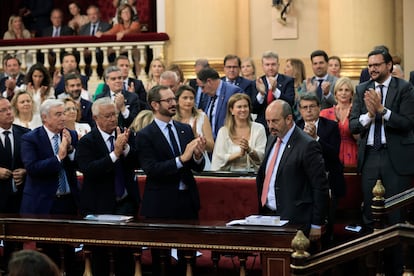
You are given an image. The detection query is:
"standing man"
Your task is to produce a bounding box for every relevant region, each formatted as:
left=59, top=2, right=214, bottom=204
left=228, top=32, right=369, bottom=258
left=301, top=50, right=337, bottom=110
left=20, top=99, right=79, bottom=215
left=0, top=96, right=30, bottom=271
left=221, top=54, right=256, bottom=101
left=76, top=97, right=140, bottom=275
left=252, top=51, right=294, bottom=130
left=197, top=68, right=242, bottom=139
left=257, top=99, right=328, bottom=240
left=0, top=55, right=25, bottom=101
left=350, top=48, right=414, bottom=276
left=96, top=66, right=140, bottom=128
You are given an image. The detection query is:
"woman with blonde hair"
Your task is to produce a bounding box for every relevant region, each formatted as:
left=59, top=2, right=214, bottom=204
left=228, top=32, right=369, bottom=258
left=240, top=57, right=256, bottom=81
left=145, top=58, right=166, bottom=92
left=130, top=110, right=154, bottom=132
left=211, top=93, right=266, bottom=172
left=320, top=77, right=358, bottom=167
left=3, top=15, right=31, bottom=39
left=11, top=91, right=42, bottom=129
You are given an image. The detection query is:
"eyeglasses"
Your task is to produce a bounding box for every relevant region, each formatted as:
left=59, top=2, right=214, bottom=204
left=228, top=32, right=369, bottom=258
left=368, top=62, right=386, bottom=69
left=158, top=98, right=177, bottom=104
left=300, top=104, right=318, bottom=110
left=99, top=112, right=118, bottom=120
left=0, top=107, right=12, bottom=113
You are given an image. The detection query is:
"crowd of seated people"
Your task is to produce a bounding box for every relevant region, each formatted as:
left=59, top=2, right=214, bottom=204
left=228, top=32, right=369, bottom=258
left=2, top=39, right=414, bottom=274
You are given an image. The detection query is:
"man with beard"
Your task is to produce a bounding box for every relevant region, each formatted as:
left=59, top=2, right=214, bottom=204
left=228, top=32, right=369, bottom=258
left=350, top=49, right=414, bottom=275
left=135, top=85, right=206, bottom=274
left=58, top=73, right=93, bottom=127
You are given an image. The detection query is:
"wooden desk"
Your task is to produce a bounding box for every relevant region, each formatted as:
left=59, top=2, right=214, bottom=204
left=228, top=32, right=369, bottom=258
left=0, top=216, right=297, bottom=276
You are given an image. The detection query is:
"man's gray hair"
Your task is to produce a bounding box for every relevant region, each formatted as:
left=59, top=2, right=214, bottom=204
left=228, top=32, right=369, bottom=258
left=104, top=66, right=121, bottom=81
left=40, top=99, right=64, bottom=118
left=92, top=97, right=115, bottom=116
left=160, top=70, right=179, bottom=83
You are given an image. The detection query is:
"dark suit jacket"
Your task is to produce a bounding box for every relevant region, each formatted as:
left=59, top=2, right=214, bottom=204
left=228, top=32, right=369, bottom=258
left=199, top=81, right=242, bottom=139
left=256, top=126, right=329, bottom=227
left=221, top=76, right=257, bottom=102
left=409, top=71, right=414, bottom=87
left=54, top=74, right=89, bottom=97
left=189, top=78, right=206, bottom=109
left=350, top=77, right=414, bottom=175
left=20, top=127, right=79, bottom=214
left=95, top=90, right=140, bottom=128
left=359, top=68, right=370, bottom=84
left=0, top=75, right=26, bottom=100
left=79, top=98, right=94, bottom=127
left=136, top=120, right=205, bottom=218
left=252, top=74, right=295, bottom=128
left=78, top=21, right=112, bottom=36
left=41, top=25, right=74, bottom=37
left=297, top=117, right=346, bottom=197
left=76, top=127, right=140, bottom=216
left=102, top=78, right=148, bottom=111
left=0, top=125, right=30, bottom=213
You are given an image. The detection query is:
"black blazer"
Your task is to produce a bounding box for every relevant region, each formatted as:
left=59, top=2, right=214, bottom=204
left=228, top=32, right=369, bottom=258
left=95, top=90, right=140, bottom=128
left=350, top=77, right=414, bottom=175
left=221, top=76, right=257, bottom=102
left=102, top=78, right=148, bottom=111
left=79, top=98, right=94, bottom=127
left=297, top=117, right=346, bottom=197
left=252, top=74, right=295, bottom=128
left=76, top=127, right=140, bottom=216
left=136, top=120, right=205, bottom=218
left=409, top=71, right=414, bottom=87
left=257, top=126, right=329, bottom=227
left=0, top=124, right=30, bottom=213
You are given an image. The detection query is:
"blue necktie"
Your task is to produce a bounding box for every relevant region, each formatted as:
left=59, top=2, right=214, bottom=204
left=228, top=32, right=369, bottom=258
left=53, top=134, right=68, bottom=194
left=373, top=85, right=384, bottom=150
left=167, top=124, right=180, bottom=157
left=109, top=136, right=126, bottom=197
left=3, top=131, right=12, bottom=168
left=316, top=79, right=324, bottom=100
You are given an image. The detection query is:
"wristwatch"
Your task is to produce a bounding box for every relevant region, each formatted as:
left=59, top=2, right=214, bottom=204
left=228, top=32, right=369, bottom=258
left=381, top=108, right=388, bottom=116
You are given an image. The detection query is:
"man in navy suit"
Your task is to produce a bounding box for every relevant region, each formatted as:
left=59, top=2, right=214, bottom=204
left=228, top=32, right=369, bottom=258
left=0, top=55, right=25, bottom=101
left=41, top=9, right=74, bottom=37
left=252, top=51, right=295, bottom=131
left=197, top=68, right=242, bottom=139
left=76, top=97, right=140, bottom=275
left=20, top=99, right=79, bottom=215
left=221, top=54, right=256, bottom=101
left=96, top=66, right=140, bottom=128
left=257, top=99, right=329, bottom=240
left=58, top=73, right=94, bottom=127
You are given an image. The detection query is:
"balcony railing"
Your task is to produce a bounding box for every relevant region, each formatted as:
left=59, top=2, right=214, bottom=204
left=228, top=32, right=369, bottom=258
left=0, top=33, right=169, bottom=91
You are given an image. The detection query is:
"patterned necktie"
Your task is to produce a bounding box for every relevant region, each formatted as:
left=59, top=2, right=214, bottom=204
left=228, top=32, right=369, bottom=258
left=167, top=124, right=180, bottom=157
left=373, top=85, right=384, bottom=150
left=261, top=138, right=282, bottom=206
left=109, top=136, right=126, bottom=197
left=53, top=134, right=68, bottom=194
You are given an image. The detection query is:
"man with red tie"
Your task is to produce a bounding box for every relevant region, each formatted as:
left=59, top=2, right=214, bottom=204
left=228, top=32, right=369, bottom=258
left=252, top=51, right=294, bottom=133
left=256, top=99, right=329, bottom=241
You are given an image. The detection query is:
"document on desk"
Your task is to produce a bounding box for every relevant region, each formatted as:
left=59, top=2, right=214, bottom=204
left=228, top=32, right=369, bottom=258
left=84, top=214, right=134, bottom=222
left=226, top=215, right=289, bottom=227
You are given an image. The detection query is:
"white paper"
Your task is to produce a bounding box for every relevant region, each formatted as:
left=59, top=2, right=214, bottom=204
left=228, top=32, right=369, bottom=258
left=84, top=214, right=133, bottom=222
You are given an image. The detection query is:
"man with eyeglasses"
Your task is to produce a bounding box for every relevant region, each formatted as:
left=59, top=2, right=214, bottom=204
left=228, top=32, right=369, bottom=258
left=136, top=85, right=206, bottom=274
left=300, top=50, right=337, bottom=110
left=58, top=73, right=94, bottom=127
left=95, top=66, right=140, bottom=128
left=350, top=49, right=414, bottom=275
left=296, top=92, right=345, bottom=247
left=221, top=54, right=256, bottom=102
left=75, top=97, right=140, bottom=275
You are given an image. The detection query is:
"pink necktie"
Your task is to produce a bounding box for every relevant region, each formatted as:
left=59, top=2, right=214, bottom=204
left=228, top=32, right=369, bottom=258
left=261, top=137, right=282, bottom=206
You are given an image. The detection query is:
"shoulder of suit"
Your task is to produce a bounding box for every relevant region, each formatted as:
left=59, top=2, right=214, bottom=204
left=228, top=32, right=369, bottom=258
left=12, top=124, right=31, bottom=133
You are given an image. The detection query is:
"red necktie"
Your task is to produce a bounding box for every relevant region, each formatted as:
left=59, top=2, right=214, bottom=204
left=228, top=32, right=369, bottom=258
left=261, top=137, right=282, bottom=206
left=266, top=89, right=274, bottom=105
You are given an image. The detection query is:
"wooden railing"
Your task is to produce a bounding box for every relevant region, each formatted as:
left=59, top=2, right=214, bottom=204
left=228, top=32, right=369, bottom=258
left=0, top=33, right=169, bottom=91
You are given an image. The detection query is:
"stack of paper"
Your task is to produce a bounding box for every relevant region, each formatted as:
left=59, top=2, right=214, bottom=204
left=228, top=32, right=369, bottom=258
left=226, top=215, right=288, bottom=226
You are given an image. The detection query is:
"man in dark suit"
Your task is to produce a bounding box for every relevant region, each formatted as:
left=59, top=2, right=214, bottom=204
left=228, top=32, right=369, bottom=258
left=58, top=73, right=93, bottom=127
left=350, top=49, right=414, bottom=275
left=257, top=99, right=329, bottom=241
left=221, top=54, right=256, bottom=101
left=78, top=5, right=111, bottom=36
left=409, top=70, right=414, bottom=86
left=0, top=97, right=30, bottom=270
left=20, top=99, right=79, bottom=215
left=300, top=50, right=337, bottom=110
left=252, top=51, right=295, bottom=130
left=296, top=92, right=345, bottom=244
left=136, top=85, right=206, bottom=274
left=102, top=55, right=148, bottom=111
left=197, top=68, right=242, bottom=139
left=76, top=97, right=140, bottom=275
left=188, top=59, right=209, bottom=108
left=96, top=66, right=140, bottom=128
left=41, top=9, right=74, bottom=37
left=0, top=55, right=25, bottom=101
